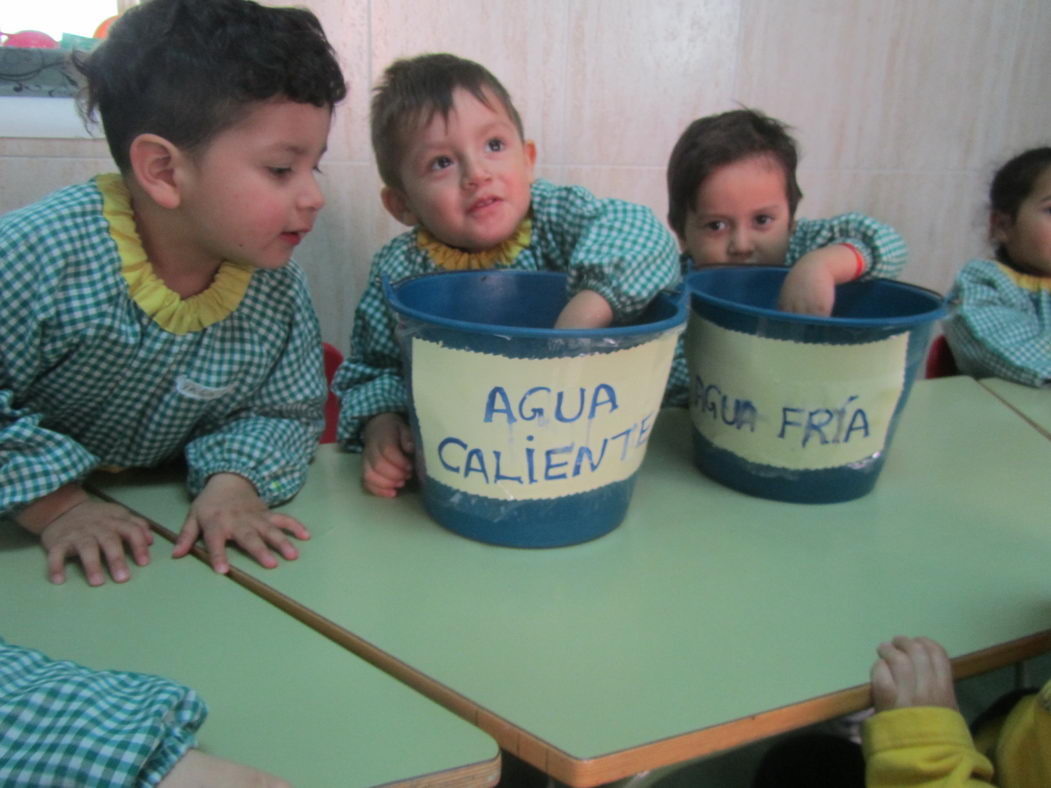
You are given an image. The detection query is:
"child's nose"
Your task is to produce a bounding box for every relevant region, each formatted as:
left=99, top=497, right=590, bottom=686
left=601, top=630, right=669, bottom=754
left=461, top=157, right=491, bottom=188
left=728, top=226, right=753, bottom=256
left=300, top=175, right=326, bottom=213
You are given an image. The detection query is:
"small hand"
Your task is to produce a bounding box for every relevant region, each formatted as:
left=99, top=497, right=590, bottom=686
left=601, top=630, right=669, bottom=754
left=362, top=412, right=415, bottom=498
left=38, top=500, right=153, bottom=586
left=173, top=473, right=310, bottom=574
left=870, top=635, right=959, bottom=712
left=777, top=248, right=842, bottom=316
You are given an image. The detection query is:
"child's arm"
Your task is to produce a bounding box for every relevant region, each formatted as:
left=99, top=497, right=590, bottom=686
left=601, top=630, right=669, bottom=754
left=862, top=635, right=996, bottom=787
left=781, top=212, right=909, bottom=317
left=540, top=182, right=680, bottom=323
left=331, top=236, right=420, bottom=455
left=15, top=483, right=153, bottom=586
left=778, top=244, right=863, bottom=316
left=179, top=269, right=324, bottom=572
left=944, top=259, right=1051, bottom=387
left=554, top=289, right=614, bottom=329
left=361, top=412, right=415, bottom=498
left=0, top=637, right=289, bottom=788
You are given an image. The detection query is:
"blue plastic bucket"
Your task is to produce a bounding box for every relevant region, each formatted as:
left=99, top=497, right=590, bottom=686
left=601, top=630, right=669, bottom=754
left=386, top=270, right=685, bottom=547
left=685, top=266, right=946, bottom=503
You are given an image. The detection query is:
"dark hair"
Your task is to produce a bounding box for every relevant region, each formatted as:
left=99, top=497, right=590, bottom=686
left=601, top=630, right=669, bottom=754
left=371, top=53, right=524, bottom=190
left=666, top=108, right=803, bottom=239
left=74, top=0, right=346, bottom=171
left=989, top=146, right=1051, bottom=266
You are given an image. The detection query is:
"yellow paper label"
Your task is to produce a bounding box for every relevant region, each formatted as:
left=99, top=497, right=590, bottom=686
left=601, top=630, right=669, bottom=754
left=686, top=315, right=908, bottom=470
left=411, top=332, right=679, bottom=500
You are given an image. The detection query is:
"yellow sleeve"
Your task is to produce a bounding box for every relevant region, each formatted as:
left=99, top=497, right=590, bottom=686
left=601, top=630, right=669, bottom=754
left=863, top=707, right=995, bottom=787
left=993, top=682, right=1051, bottom=788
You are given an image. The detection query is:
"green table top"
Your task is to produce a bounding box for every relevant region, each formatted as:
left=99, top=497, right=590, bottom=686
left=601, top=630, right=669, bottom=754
left=980, top=377, right=1051, bottom=438
left=0, top=525, right=498, bottom=788
left=91, top=377, right=1051, bottom=786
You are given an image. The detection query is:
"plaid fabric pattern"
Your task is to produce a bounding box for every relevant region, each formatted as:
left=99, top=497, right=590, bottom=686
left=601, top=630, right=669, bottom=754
left=0, top=178, right=326, bottom=512
left=333, top=178, right=680, bottom=447
left=944, top=258, right=1051, bottom=387
left=664, top=212, right=910, bottom=406
left=0, top=637, right=206, bottom=787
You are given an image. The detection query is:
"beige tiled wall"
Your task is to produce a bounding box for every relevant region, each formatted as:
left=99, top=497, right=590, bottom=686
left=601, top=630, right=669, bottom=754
left=2, top=0, right=1048, bottom=352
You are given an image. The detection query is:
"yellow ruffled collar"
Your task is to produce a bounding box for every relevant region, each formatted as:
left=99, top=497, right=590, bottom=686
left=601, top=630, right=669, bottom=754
left=415, top=216, right=532, bottom=270
left=97, top=173, right=253, bottom=335
left=997, top=260, right=1051, bottom=292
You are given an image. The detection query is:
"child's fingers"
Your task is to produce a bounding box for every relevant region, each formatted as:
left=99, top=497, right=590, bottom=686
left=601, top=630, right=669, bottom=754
left=116, top=519, right=153, bottom=568
left=72, top=539, right=106, bottom=587
left=201, top=528, right=235, bottom=574
left=398, top=423, right=415, bottom=454
left=97, top=532, right=132, bottom=583
left=172, top=516, right=201, bottom=559
left=258, top=525, right=300, bottom=562
left=269, top=512, right=310, bottom=541
left=870, top=658, right=897, bottom=711
left=226, top=526, right=278, bottom=570
left=45, top=544, right=69, bottom=585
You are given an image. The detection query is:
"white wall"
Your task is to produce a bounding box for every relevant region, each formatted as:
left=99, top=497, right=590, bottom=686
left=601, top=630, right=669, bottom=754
left=3, top=0, right=1049, bottom=352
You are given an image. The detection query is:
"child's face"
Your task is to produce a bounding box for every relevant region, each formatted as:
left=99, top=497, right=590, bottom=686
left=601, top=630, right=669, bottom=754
left=993, top=166, right=1051, bottom=277
left=177, top=99, right=331, bottom=271
left=681, top=155, right=794, bottom=266
left=383, top=87, right=536, bottom=253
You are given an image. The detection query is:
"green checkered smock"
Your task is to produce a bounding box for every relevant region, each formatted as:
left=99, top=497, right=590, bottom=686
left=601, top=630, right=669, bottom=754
left=0, top=177, right=326, bottom=514
left=333, top=178, right=680, bottom=448
left=944, top=258, right=1051, bottom=387
left=0, top=636, right=206, bottom=786
left=663, top=212, right=910, bottom=406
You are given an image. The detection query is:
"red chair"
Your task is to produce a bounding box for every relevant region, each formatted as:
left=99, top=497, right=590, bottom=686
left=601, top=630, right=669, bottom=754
left=321, top=342, right=343, bottom=444
left=925, top=334, right=958, bottom=379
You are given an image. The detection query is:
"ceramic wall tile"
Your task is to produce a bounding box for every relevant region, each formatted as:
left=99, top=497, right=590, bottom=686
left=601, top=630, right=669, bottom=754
left=368, top=0, right=570, bottom=164
left=563, top=0, right=740, bottom=167
left=268, top=0, right=371, bottom=164
left=798, top=168, right=988, bottom=295
left=737, top=0, right=1020, bottom=171
left=300, top=162, right=403, bottom=351
left=0, top=157, right=115, bottom=215
left=998, top=0, right=1051, bottom=156
left=561, top=166, right=671, bottom=235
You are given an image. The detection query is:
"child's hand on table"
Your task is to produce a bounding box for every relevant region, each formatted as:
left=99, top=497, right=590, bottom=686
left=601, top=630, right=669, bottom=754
left=870, top=635, right=959, bottom=712
left=173, top=473, right=310, bottom=574
left=362, top=412, right=415, bottom=498
left=29, top=494, right=153, bottom=586
left=777, top=244, right=863, bottom=317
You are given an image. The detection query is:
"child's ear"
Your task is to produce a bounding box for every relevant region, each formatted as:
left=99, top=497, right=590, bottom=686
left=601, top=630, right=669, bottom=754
left=128, top=134, right=184, bottom=210
left=523, top=139, right=537, bottom=180
left=381, top=186, right=418, bottom=227
left=990, top=211, right=1012, bottom=244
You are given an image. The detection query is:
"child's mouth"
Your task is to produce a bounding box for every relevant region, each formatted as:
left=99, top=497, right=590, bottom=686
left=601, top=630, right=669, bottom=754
left=281, top=231, right=305, bottom=246
left=468, top=196, right=500, bottom=214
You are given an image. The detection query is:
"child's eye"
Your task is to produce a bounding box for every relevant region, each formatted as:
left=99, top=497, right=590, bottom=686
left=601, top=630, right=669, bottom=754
left=702, top=220, right=726, bottom=233
left=754, top=214, right=775, bottom=227
left=486, top=138, right=505, bottom=153
left=268, top=166, right=293, bottom=178
left=430, top=155, right=454, bottom=171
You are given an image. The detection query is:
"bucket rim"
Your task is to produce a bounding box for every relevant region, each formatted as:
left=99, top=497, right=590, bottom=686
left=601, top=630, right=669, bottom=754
left=685, top=265, right=947, bottom=328
left=385, top=269, right=688, bottom=338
